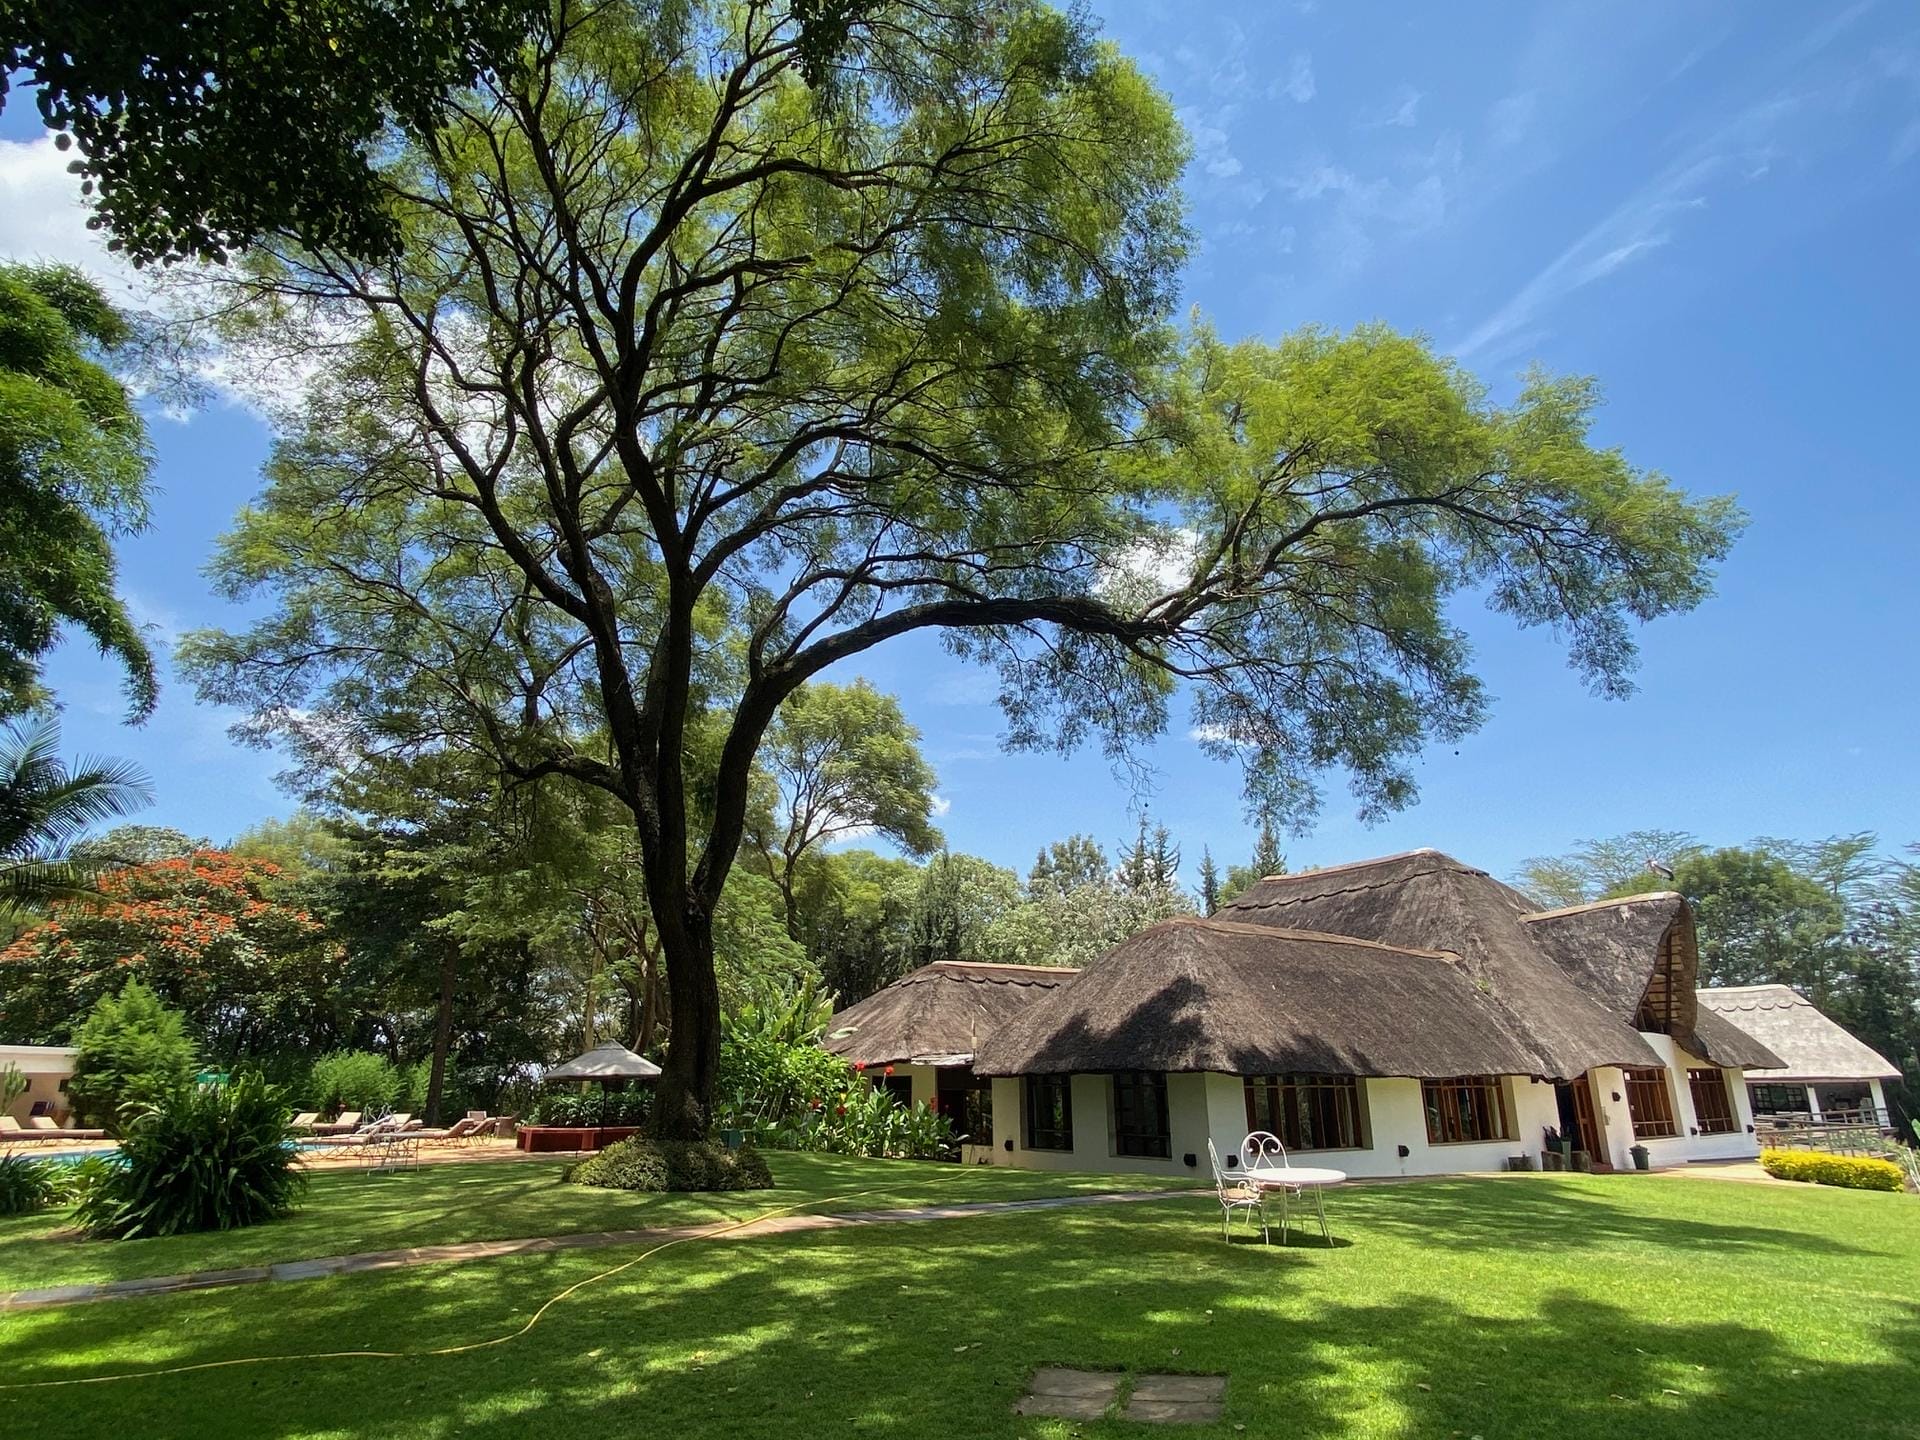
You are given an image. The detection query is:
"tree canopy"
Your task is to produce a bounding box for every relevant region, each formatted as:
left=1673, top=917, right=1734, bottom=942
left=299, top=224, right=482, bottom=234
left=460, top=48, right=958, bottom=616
left=176, top=0, right=1741, bottom=1134
left=0, top=263, right=156, bottom=719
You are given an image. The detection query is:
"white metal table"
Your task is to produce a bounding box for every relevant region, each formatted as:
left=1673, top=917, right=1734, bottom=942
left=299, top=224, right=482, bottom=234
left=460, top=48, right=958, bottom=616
left=1242, top=1164, right=1345, bottom=1245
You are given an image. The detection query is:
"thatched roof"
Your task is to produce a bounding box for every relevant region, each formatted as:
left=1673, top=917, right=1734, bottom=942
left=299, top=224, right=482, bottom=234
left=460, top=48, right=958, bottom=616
left=1524, top=895, right=1784, bottom=1070
left=1217, top=850, right=1661, bottom=1078
left=1697, top=985, right=1900, bottom=1082
left=972, top=917, right=1548, bottom=1079
left=823, top=961, right=1078, bottom=1068
left=546, top=1041, right=662, bottom=1081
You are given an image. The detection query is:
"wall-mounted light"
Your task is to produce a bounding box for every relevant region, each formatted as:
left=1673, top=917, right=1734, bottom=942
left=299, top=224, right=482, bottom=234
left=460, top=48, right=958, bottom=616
left=1225, top=1154, right=1239, bottom=1168
left=1183, top=1153, right=1198, bottom=1168
left=1003, top=1138, right=1014, bottom=1152
left=1396, top=1144, right=1410, bottom=1159
left=1610, top=1092, right=1622, bottom=1104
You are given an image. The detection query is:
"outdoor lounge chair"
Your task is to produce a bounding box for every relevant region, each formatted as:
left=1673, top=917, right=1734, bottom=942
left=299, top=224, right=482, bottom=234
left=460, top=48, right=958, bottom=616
left=27, top=1115, right=107, bottom=1141
left=1207, top=1139, right=1268, bottom=1245
left=289, top=1111, right=321, bottom=1131
left=311, top=1111, right=363, bottom=1136
left=1, top=1116, right=48, bottom=1145
left=411, top=1117, right=485, bottom=1144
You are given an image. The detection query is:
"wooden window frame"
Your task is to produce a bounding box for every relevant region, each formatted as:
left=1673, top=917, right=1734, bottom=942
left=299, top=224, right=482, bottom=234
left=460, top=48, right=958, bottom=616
left=1243, top=1074, right=1368, bottom=1152
left=1421, top=1075, right=1512, bottom=1145
left=935, top=1070, right=992, bottom=1147
left=1686, top=1068, right=1737, bottom=1135
left=1748, top=1082, right=1809, bottom=1115
left=1111, top=1072, right=1171, bottom=1159
left=1623, top=1066, right=1679, bottom=1139
left=1024, top=1074, right=1073, bottom=1152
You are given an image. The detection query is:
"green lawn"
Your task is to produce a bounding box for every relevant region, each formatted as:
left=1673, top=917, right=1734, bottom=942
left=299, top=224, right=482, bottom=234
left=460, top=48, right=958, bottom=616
left=0, top=1152, right=1197, bottom=1293
left=1, top=1163, right=1915, bottom=1439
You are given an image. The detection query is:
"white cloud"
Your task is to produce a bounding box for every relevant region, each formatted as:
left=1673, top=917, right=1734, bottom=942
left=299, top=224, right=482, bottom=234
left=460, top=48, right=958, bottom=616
left=929, top=669, right=999, bottom=706
left=1279, top=53, right=1316, bottom=104
left=1488, top=91, right=1537, bottom=148
left=1285, top=134, right=1460, bottom=273
left=930, top=794, right=952, bottom=818
left=0, top=137, right=145, bottom=306
left=1362, top=87, right=1424, bottom=130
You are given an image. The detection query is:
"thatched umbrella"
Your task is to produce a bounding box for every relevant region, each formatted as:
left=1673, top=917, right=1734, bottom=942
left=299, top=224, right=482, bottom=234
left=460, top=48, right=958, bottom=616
left=545, top=1040, right=661, bottom=1089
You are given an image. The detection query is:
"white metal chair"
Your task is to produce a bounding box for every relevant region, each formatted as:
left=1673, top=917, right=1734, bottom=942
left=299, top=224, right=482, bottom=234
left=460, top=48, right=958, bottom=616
left=1206, top=1139, right=1268, bottom=1245
left=1240, top=1130, right=1329, bottom=1245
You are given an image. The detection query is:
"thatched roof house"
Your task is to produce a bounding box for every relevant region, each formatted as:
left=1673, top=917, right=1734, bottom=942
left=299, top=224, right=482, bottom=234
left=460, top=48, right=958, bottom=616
left=1212, top=850, right=1662, bottom=1079
left=823, top=960, right=1076, bottom=1068
left=973, top=917, right=1546, bottom=1079
left=1523, top=895, right=1782, bottom=1070
left=1697, top=985, right=1900, bottom=1084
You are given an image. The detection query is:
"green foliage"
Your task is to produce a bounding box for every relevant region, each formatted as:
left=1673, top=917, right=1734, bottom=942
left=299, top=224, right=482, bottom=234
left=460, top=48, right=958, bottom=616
left=0, top=715, right=151, bottom=918
left=306, top=1050, right=401, bottom=1114
left=1661, top=848, right=1847, bottom=992
left=1221, top=820, right=1287, bottom=908
left=1512, top=830, right=1702, bottom=909
left=77, top=1072, right=306, bottom=1238
left=0, top=1152, right=62, bottom=1215
left=65, top=979, right=197, bottom=1132
left=0, top=1, right=544, bottom=266
left=716, top=1031, right=855, bottom=1131
left=565, top=1138, right=774, bottom=1193
left=1759, top=1149, right=1905, bottom=1193
left=983, top=872, right=1192, bottom=969
left=530, top=1090, right=651, bottom=1128
left=796, top=1082, right=954, bottom=1159
left=0, top=263, right=154, bottom=718
left=1027, top=836, right=1111, bottom=898
left=0, top=1060, right=25, bottom=1112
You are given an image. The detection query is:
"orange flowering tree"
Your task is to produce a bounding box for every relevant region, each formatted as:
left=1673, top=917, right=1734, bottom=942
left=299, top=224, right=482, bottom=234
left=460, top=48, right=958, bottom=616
left=0, top=850, right=342, bottom=1055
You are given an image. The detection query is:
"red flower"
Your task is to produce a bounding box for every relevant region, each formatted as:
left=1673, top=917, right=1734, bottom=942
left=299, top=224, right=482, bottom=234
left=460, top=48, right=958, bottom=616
left=835, top=1105, right=847, bottom=1116
left=852, top=1061, right=866, bottom=1072
left=883, top=1065, right=895, bottom=1076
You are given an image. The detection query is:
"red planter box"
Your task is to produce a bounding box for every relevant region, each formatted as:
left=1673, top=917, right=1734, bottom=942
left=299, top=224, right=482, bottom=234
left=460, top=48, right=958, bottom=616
left=515, top=1125, right=643, bottom=1153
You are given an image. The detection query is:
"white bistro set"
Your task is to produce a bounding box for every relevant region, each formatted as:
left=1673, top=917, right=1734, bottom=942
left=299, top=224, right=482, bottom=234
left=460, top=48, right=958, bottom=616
left=1206, top=1131, right=1345, bottom=1246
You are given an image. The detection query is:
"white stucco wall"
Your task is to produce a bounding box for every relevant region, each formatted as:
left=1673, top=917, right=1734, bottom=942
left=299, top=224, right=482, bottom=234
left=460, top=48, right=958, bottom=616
left=987, top=1072, right=1564, bottom=1179
left=0, top=1044, right=77, bottom=1124
left=1593, top=1036, right=1759, bottom=1169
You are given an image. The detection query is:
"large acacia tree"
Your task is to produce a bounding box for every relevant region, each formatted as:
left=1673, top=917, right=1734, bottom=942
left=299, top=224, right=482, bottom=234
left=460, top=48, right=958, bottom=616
left=181, top=0, right=1740, bottom=1136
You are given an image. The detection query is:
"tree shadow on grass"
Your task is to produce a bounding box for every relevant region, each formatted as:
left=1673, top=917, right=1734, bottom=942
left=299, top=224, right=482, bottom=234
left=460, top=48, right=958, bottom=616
left=1, top=1199, right=1912, bottom=1439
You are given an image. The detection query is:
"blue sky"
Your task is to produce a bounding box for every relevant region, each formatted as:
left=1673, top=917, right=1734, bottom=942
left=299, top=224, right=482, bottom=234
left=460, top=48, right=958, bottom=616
left=2, top=2, right=1917, bottom=887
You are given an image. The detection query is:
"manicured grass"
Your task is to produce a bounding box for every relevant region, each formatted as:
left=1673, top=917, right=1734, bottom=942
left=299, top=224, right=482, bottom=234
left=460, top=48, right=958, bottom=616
left=1, top=1171, right=1914, bottom=1438
left=0, top=1152, right=1198, bottom=1293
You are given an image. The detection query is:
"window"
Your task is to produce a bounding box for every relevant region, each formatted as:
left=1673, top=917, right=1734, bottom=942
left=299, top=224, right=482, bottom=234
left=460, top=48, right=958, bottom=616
left=1024, top=1075, right=1073, bottom=1151
left=936, top=1070, right=992, bottom=1147
left=1624, top=1067, right=1679, bottom=1139
left=1748, top=1083, right=1809, bottom=1116
left=1244, top=1074, right=1367, bottom=1151
left=1111, top=1072, right=1171, bottom=1159
left=873, top=1072, right=914, bottom=1108
left=1687, top=1068, right=1737, bottom=1135
left=1421, top=1076, right=1510, bottom=1145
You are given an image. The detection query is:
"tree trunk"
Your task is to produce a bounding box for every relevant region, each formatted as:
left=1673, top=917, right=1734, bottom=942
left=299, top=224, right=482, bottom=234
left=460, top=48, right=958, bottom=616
left=648, top=910, right=722, bottom=1140
left=424, top=945, right=457, bottom=1125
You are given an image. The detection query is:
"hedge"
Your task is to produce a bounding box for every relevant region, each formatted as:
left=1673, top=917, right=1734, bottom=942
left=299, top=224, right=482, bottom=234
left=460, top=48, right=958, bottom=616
left=1759, top=1149, right=1905, bottom=1192
left=564, top=1138, right=773, bottom=1193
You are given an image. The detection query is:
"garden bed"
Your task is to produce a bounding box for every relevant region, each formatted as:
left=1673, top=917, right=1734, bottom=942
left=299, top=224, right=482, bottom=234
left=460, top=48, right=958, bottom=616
left=515, top=1124, right=644, bottom=1153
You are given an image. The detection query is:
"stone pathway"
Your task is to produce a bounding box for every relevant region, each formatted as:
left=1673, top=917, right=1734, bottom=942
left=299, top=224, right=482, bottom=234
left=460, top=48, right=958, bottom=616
left=1015, top=1367, right=1227, bottom=1425
left=0, top=1187, right=1190, bottom=1313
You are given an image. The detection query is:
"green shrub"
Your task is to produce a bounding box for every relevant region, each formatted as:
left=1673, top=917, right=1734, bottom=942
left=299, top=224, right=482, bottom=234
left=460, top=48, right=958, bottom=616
left=0, top=1061, right=27, bottom=1114
left=307, top=1050, right=401, bottom=1114
left=66, top=979, right=198, bottom=1133
left=565, top=1138, right=774, bottom=1193
left=78, top=1073, right=306, bottom=1238
left=1760, top=1149, right=1905, bottom=1192
left=531, top=1090, right=651, bottom=1127
left=52, top=1152, right=121, bottom=1209
left=0, top=1153, right=62, bottom=1215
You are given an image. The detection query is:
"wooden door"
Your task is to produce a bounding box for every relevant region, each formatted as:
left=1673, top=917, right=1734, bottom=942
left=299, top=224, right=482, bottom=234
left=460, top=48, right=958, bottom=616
left=1571, top=1076, right=1607, bottom=1167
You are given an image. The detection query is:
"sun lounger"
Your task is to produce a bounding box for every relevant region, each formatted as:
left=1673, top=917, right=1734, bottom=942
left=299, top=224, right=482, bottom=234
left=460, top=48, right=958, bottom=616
left=411, top=1116, right=487, bottom=1144
left=1, top=1116, right=47, bottom=1145
left=288, top=1111, right=321, bottom=1131
left=311, top=1110, right=363, bottom=1135
left=24, top=1116, right=107, bottom=1140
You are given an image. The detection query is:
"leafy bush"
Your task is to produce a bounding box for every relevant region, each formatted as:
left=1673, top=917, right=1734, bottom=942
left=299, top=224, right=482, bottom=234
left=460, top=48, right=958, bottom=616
left=66, top=979, right=198, bottom=1133
left=78, top=1073, right=306, bottom=1238
left=1760, top=1149, right=1905, bottom=1192
left=307, top=1049, right=401, bottom=1114
left=531, top=1090, right=651, bottom=1127
left=52, top=1153, right=121, bottom=1209
left=0, top=1061, right=27, bottom=1114
left=0, top=1153, right=62, bottom=1215
left=566, top=1138, right=774, bottom=1193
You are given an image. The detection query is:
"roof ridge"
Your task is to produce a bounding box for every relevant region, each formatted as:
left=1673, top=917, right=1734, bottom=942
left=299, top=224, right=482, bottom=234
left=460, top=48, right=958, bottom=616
left=1523, top=891, right=1682, bottom=921
left=921, top=960, right=1080, bottom=975
left=1231, top=847, right=1467, bottom=890
left=1158, top=913, right=1460, bottom=963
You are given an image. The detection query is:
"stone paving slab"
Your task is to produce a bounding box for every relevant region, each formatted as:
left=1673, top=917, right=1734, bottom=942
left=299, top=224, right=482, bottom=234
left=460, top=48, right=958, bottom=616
left=0, top=1186, right=1191, bottom=1312
left=1014, top=1368, right=1227, bottom=1426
